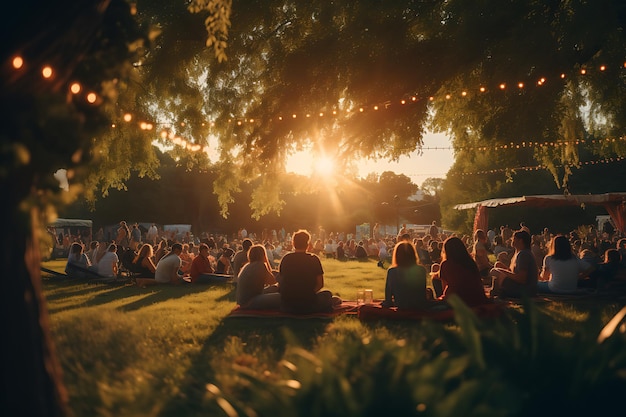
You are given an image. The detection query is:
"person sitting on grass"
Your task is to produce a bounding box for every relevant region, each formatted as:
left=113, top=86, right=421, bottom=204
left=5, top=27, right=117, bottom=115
left=438, top=237, right=490, bottom=307
left=65, top=242, right=99, bottom=278
left=232, top=238, right=253, bottom=281
left=95, top=243, right=119, bottom=278
left=490, top=230, right=538, bottom=298
left=215, top=247, right=234, bottom=275
left=132, top=243, right=156, bottom=278
left=537, top=235, right=593, bottom=294
left=236, top=245, right=280, bottom=309
left=155, top=243, right=186, bottom=285
left=381, top=241, right=429, bottom=310
left=355, top=241, right=369, bottom=260
left=189, top=243, right=215, bottom=284
left=278, top=229, right=341, bottom=314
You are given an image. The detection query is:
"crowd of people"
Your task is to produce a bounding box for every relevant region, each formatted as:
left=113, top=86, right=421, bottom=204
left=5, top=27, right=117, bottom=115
left=64, top=218, right=626, bottom=314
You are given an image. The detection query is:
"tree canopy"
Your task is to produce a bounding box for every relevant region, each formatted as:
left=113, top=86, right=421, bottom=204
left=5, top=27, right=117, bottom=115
left=93, top=0, right=626, bottom=225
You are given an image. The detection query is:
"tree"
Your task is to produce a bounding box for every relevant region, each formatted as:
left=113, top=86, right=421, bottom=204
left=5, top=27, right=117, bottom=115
left=421, top=178, right=445, bottom=199
left=123, top=0, right=626, bottom=223
left=0, top=1, right=230, bottom=415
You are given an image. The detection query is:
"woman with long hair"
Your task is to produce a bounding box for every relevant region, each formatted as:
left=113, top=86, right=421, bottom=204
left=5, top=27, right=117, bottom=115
left=132, top=243, right=156, bottom=278
left=381, top=241, right=428, bottom=310
left=236, top=244, right=280, bottom=309
left=439, top=237, right=489, bottom=306
left=538, top=235, right=593, bottom=294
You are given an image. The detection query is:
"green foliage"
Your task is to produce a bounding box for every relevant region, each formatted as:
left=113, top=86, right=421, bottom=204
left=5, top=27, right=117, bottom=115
left=43, top=258, right=626, bottom=417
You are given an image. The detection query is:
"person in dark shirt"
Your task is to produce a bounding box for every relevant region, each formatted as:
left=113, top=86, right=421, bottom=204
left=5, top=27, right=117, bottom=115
left=278, top=229, right=341, bottom=313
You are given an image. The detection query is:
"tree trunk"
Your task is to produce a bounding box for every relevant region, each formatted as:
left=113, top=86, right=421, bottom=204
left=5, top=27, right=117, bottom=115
left=1, top=203, right=68, bottom=416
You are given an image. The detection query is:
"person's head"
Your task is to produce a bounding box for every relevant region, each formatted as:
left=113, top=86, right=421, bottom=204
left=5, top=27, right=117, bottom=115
left=242, top=238, right=253, bottom=251
left=248, top=244, right=268, bottom=263
left=391, top=241, right=418, bottom=268
left=292, top=229, right=311, bottom=250
left=70, top=242, right=83, bottom=255
left=182, top=243, right=189, bottom=253
left=442, top=236, right=477, bottom=272
left=198, top=243, right=209, bottom=256
left=139, top=243, right=153, bottom=257
left=496, top=251, right=509, bottom=264
left=399, top=233, right=411, bottom=242
left=548, top=235, right=573, bottom=260
left=512, top=230, right=531, bottom=250
left=494, top=235, right=503, bottom=245
left=605, top=248, right=621, bottom=264
left=107, top=243, right=117, bottom=252
left=89, top=241, right=99, bottom=250
left=171, top=243, right=183, bottom=254
left=222, top=247, right=234, bottom=258
left=618, top=238, right=626, bottom=249
left=473, top=229, right=486, bottom=242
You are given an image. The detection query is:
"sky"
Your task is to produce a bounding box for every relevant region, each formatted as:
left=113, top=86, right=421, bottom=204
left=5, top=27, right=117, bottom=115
left=286, top=131, right=455, bottom=187
left=355, top=132, right=454, bottom=186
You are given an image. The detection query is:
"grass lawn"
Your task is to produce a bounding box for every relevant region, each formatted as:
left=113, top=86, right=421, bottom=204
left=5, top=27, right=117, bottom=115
left=41, top=258, right=626, bottom=417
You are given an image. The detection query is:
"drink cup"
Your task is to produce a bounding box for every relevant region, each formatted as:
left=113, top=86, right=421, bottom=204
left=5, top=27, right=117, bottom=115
left=364, top=289, right=374, bottom=304
left=357, top=290, right=365, bottom=305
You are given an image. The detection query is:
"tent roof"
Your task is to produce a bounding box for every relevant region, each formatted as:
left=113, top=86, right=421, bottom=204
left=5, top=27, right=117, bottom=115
left=49, top=218, right=93, bottom=228
left=454, top=193, right=626, bottom=210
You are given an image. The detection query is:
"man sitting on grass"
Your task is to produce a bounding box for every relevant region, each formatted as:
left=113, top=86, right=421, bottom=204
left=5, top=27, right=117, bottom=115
left=278, top=229, right=341, bottom=313
left=155, top=243, right=186, bottom=285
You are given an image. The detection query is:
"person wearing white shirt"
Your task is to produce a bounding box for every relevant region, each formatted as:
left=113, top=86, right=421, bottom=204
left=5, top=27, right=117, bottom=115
left=538, top=235, right=593, bottom=294
left=97, top=244, right=119, bottom=277
left=155, top=243, right=184, bottom=284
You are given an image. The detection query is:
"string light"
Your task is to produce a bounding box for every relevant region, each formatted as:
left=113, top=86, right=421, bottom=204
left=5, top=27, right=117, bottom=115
left=12, top=56, right=23, bottom=69
left=42, top=66, right=53, bottom=79
left=456, top=156, right=626, bottom=177
left=70, top=82, right=81, bottom=94
left=86, top=92, right=97, bottom=103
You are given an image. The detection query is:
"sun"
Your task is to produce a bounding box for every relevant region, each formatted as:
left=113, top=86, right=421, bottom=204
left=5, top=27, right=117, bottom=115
left=313, top=156, right=335, bottom=176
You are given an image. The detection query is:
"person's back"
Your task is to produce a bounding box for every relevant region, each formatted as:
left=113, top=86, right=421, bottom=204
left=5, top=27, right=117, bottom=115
left=279, top=251, right=322, bottom=309
left=384, top=264, right=427, bottom=309
left=236, top=261, right=276, bottom=306
left=233, top=239, right=253, bottom=278
left=382, top=241, right=428, bottom=310
left=155, top=244, right=183, bottom=284
left=278, top=229, right=338, bottom=313
left=97, top=244, right=119, bottom=277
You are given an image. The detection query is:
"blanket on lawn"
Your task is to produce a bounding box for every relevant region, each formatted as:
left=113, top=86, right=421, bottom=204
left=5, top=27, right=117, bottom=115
left=227, top=301, right=360, bottom=319
left=357, top=301, right=506, bottom=322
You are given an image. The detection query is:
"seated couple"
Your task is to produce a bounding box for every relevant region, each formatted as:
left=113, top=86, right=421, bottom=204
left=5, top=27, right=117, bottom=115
left=136, top=243, right=190, bottom=287
left=236, top=230, right=342, bottom=313
left=387, top=237, right=490, bottom=311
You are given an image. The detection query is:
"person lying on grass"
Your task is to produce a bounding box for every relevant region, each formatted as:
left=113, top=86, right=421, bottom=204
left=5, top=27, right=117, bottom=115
left=278, top=229, right=341, bottom=314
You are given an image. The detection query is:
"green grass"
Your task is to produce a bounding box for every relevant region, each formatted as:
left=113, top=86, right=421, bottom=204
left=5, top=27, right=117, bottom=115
left=41, top=258, right=626, bottom=417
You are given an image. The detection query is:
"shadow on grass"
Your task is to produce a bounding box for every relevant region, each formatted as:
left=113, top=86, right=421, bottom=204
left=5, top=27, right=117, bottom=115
left=158, top=314, right=332, bottom=417
left=44, top=278, right=235, bottom=314
left=116, top=283, right=228, bottom=312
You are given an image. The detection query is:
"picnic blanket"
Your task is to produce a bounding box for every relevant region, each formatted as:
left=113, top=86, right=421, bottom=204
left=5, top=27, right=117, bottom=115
left=357, top=301, right=506, bottom=322
left=227, top=301, right=360, bottom=319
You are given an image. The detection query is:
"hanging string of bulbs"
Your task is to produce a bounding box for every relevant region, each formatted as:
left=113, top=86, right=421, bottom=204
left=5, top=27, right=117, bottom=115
left=10, top=52, right=626, bottom=159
